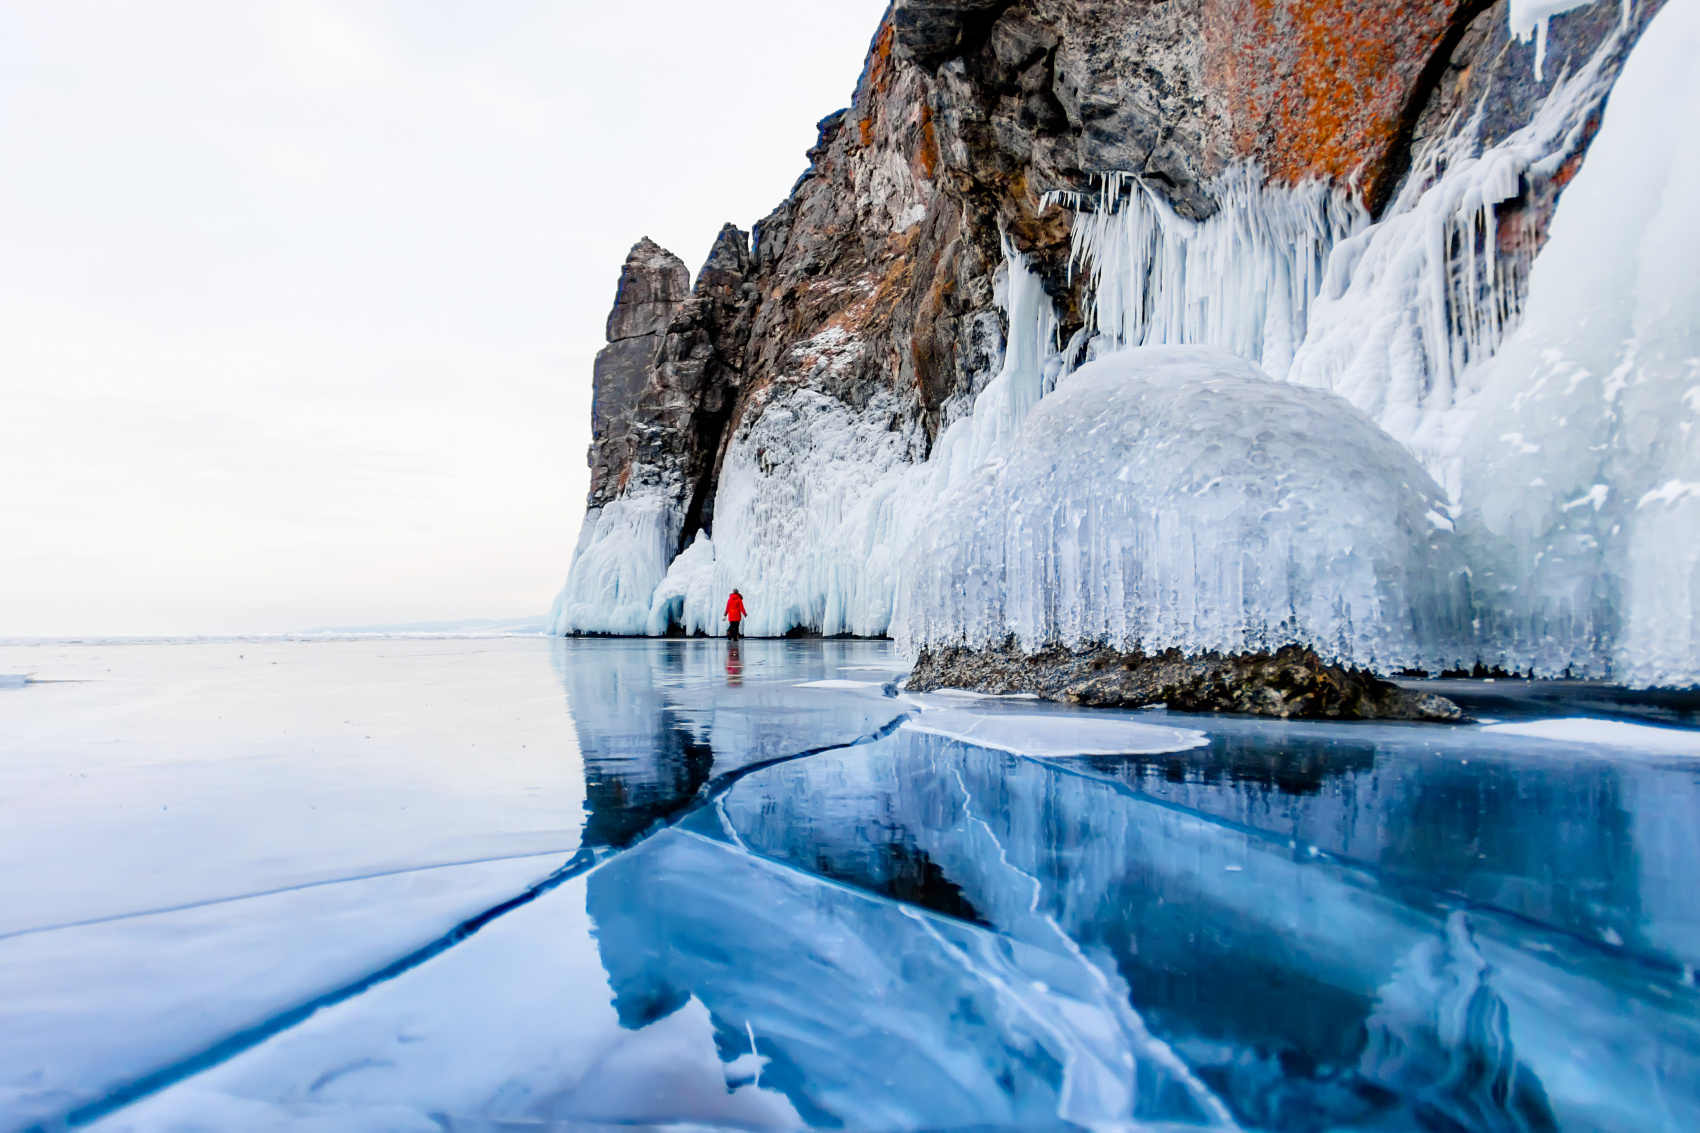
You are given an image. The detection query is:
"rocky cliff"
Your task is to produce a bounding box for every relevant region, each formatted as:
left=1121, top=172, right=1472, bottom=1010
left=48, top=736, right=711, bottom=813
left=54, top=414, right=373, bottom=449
left=551, top=0, right=1679, bottom=694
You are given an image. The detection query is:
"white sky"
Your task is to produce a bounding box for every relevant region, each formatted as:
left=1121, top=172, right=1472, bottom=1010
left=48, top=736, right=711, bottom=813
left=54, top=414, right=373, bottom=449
left=0, top=0, right=889, bottom=636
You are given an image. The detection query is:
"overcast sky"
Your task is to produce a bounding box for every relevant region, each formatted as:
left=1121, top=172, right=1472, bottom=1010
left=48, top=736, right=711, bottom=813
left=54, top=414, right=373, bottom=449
left=0, top=0, right=889, bottom=636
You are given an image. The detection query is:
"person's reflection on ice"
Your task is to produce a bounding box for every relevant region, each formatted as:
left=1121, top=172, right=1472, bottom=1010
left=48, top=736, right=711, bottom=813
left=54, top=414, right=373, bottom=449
left=725, top=642, right=742, bottom=686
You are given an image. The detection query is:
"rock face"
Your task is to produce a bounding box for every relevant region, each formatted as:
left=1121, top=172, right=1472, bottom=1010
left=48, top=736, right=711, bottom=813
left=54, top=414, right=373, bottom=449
left=908, top=640, right=1465, bottom=721
left=586, top=228, right=755, bottom=549
left=559, top=0, right=1670, bottom=694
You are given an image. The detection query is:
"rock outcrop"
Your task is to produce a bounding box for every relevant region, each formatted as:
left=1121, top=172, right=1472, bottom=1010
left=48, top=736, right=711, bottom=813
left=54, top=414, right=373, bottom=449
left=558, top=0, right=1672, bottom=699
left=586, top=227, right=756, bottom=552
left=908, top=640, right=1465, bottom=721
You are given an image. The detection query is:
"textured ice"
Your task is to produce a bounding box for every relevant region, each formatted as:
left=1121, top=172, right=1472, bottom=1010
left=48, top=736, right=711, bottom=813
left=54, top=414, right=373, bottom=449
left=1286, top=36, right=1620, bottom=492
left=1456, top=0, right=1700, bottom=683
left=901, top=709, right=1207, bottom=756
left=723, top=727, right=1700, bottom=1131
left=643, top=529, right=717, bottom=636
left=1482, top=717, right=1700, bottom=754
left=1057, top=166, right=1363, bottom=382
left=545, top=493, right=680, bottom=636
left=897, top=346, right=1471, bottom=670
left=16, top=640, right=1700, bottom=1130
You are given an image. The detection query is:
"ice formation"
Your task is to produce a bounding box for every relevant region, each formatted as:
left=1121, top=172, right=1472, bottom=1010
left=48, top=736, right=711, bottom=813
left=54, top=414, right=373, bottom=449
left=643, top=531, right=717, bottom=637
left=1287, top=24, right=1625, bottom=491
left=561, top=0, right=1700, bottom=686
left=1511, top=0, right=1632, bottom=80
left=546, top=493, right=682, bottom=637
left=1457, top=0, right=1700, bottom=684
left=896, top=346, right=1472, bottom=671
left=1055, top=167, right=1364, bottom=382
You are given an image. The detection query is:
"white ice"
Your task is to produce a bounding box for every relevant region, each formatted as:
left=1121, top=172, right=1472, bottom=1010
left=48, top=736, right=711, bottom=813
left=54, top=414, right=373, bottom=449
left=1510, top=0, right=1627, bottom=80
left=642, top=529, right=718, bottom=636
left=902, top=709, right=1207, bottom=756
left=546, top=491, right=682, bottom=636
left=1482, top=717, right=1700, bottom=754
left=896, top=346, right=1472, bottom=672
left=1057, top=166, right=1363, bottom=382
left=1450, top=0, right=1700, bottom=684
left=794, top=678, right=892, bottom=690
left=1287, top=31, right=1620, bottom=492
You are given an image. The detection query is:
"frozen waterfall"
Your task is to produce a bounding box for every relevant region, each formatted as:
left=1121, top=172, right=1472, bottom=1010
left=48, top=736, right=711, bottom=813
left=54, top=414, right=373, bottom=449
left=1288, top=22, right=1627, bottom=492
left=1056, top=167, right=1363, bottom=383
left=1458, top=0, right=1700, bottom=684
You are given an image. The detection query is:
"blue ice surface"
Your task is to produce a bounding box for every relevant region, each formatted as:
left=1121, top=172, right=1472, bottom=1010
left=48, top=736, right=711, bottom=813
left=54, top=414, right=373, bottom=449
left=2, top=637, right=1697, bottom=1132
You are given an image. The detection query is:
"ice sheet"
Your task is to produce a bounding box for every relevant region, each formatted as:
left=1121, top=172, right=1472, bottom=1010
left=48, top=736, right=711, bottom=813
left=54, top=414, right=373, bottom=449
left=0, top=639, right=586, bottom=935
left=0, top=855, right=564, bottom=1130
left=793, top=678, right=891, bottom=690
left=1482, top=717, right=1700, bottom=754
left=92, top=828, right=1232, bottom=1132
left=902, top=708, right=1207, bottom=756
left=722, top=731, right=1700, bottom=1132
left=0, top=639, right=590, bottom=1129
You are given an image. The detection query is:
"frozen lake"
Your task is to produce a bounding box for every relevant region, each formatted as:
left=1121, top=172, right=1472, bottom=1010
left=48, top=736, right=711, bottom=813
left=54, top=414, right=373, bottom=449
left=2, top=638, right=1697, bottom=1132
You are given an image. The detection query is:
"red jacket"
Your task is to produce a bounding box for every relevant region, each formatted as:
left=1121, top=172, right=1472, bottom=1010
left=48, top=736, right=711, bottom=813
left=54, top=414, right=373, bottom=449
left=725, top=593, right=746, bottom=622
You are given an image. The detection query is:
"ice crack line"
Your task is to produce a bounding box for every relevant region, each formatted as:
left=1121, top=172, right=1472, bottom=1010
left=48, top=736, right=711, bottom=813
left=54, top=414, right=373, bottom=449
left=31, top=711, right=913, bottom=1133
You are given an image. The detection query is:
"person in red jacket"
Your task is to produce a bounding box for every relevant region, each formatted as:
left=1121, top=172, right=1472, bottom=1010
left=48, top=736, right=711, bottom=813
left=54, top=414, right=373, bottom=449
left=725, top=590, right=747, bottom=640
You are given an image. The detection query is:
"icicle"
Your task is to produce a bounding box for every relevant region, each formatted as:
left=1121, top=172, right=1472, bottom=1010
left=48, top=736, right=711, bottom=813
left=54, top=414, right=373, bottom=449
left=1054, top=167, right=1363, bottom=382
left=1288, top=24, right=1625, bottom=490
left=1509, top=0, right=1605, bottom=81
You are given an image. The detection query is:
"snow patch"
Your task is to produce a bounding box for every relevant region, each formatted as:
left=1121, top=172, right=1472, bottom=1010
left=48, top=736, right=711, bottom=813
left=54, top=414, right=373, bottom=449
left=903, top=709, right=1208, bottom=756
left=1483, top=717, right=1700, bottom=754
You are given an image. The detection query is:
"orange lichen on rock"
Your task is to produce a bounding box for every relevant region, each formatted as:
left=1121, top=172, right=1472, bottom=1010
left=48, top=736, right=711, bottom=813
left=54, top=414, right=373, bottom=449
left=1203, top=0, right=1479, bottom=208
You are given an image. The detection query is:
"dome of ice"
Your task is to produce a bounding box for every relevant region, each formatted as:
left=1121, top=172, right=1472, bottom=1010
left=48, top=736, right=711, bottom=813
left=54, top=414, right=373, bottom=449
left=895, top=346, right=1471, bottom=671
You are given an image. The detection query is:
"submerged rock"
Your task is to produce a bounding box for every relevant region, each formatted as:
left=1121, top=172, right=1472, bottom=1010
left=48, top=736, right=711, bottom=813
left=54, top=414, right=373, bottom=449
left=909, top=640, right=1464, bottom=722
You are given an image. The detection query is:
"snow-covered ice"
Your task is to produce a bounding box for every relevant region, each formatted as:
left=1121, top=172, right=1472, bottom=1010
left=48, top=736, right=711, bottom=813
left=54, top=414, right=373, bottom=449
left=1483, top=716, right=1700, bottom=754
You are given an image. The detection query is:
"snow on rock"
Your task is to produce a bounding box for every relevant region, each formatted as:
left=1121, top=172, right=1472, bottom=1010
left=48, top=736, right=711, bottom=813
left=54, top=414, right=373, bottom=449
left=902, top=709, right=1208, bottom=756
left=896, top=346, right=1472, bottom=673
left=1458, top=0, right=1700, bottom=684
